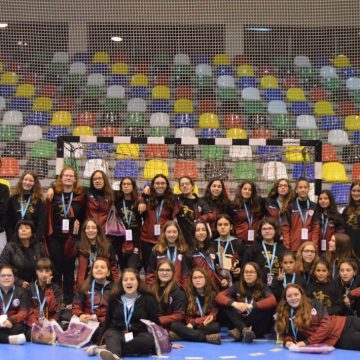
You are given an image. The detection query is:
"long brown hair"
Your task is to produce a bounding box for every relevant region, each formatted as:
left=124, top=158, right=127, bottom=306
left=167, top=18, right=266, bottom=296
left=186, top=267, right=217, bottom=316
left=117, top=177, right=139, bottom=202
left=148, top=174, right=175, bottom=210
left=256, top=217, right=281, bottom=242
left=112, top=268, right=152, bottom=297
left=346, top=181, right=360, bottom=225
left=276, top=284, right=313, bottom=335
left=80, top=257, right=111, bottom=295
left=295, top=241, right=319, bottom=273
left=267, top=178, right=294, bottom=215
left=202, top=178, right=230, bottom=211
left=54, top=166, right=82, bottom=195
left=233, top=181, right=261, bottom=217
left=325, top=232, right=360, bottom=266
left=154, top=220, right=188, bottom=254
left=89, top=170, right=114, bottom=203
left=79, top=218, right=111, bottom=258
left=239, top=262, right=264, bottom=302
left=12, top=170, right=44, bottom=204
left=152, top=259, right=176, bottom=305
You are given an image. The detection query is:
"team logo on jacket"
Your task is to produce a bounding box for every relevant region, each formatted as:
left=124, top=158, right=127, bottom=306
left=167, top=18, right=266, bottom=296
left=169, top=296, right=173, bottom=304
left=210, top=254, right=216, bottom=260
left=178, top=254, right=183, bottom=261
left=311, top=307, right=317, bottom=315
left=12, top=298, right=20, bottom=307
left=309, top=210, right=314, bottom=216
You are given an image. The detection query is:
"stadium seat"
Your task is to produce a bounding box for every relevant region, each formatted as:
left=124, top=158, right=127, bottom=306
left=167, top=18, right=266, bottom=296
left=52, top=52, right=69, bottom=63
left=175, top=128, right=195, bottom=138
left=267, top=100, right=287, bottom=114
left=339, top=67, right=357, bottom=79
left=145, top=144, right=168, bottom=159
left=92, top=52, right=109, bottom=64
left=15, top=84, right=35, bottom=98
left=236, top=65, right=255, bottom=77
left=51, top=111, right=72, bottom=127
left=69, top=62, right=87, bottom=74
left=328, top=129, right=350, bottom=145
left=286, top=88, right=306, bottom=102
left=174, top=99, right=193, bottom=113
left=114, top=160, right=139, bottom=179
left=322, top=144, right=338, bottom=162
left=0, top=85, right=15, bottom=96
left=116, top=144, right=139, bottom=159
left=302, top=129, right=321, bottom=140
left=0, top=157, right=19, bottom=177
left=76, top=111, right=97, bottom=127
left=174, top=113, right=195, bottom=128
left=152, top=85, right=170, bottom=100
left=217, top=75, right=235, bottom=88
left=252, top=128, right=272, bottom=139
left=260, top=75, right=279, bottom=89
left=2, top=141, right=26, bottom=160
left=338, top=101, right=357, bottom=116
left=194, top=55, right=211, bottom=65
left=129, top=86, right=149, bottom=98
left=244, top=101, right=265, bottom=114
left=24, top=159, right=49, bottom=179
left=195, top=64, right=212, bottom=77
left=32, top=97, right=52, bottom=112
left=202, top=145, right=224, bottom=161
left=56, top=97, right=76, bottom=111
left=20, top=125, right=42, bottom=142
left=242, top=87, right=260, bottom=100
left=272, top=114, right=293, bottom=129
left=233, top=161, right=258, bottom=180
left=294, top=55, right=311, bottom=67
left=9, top=98, right=32, bottom=111
left=331, top=183, right=351, bottom=205
left=263, top=88, right=283, bottom=101
left=282, top=76, right=300, bottom=89
left=226, top=128, right=247, bottom=139
left=346, top=77, right=360, bottom=90
left=320, top=66, right=338, bottom=78
left=149, top=112, right=170, bottom=128
left=309, top=88, right=327, bottom=102
left=213, top=54, right=231, bottom=66
left=0, top=97, right=5, bottom=111
left=40, top=84, right=57, bottom=97
left=173, top=54, right=190, bottom=66
left=30, top=140, right=55, bottom=159
left=46, top=126, right=69, bottom=142
left=199, top=113, right=219, bottom=128
left=108, top=75, right=128, bottom=86
left=262, top=161, right=288, bottom=180
left=0, top=72, right=19, bottom=85
left=98, top=126, right=119, bottom=137
left=199, top=99, right=216, bottom=114
left=173, top=160, right=198, bottom=179
left=314, top=101, right=335, bottom=116
left=223, top=113, right=244, bottom=129
left=148, top=127, right=171, bottom=137
left=352, top=131, right=360, bottom=145
left=2, top=110, right=22, bottom=125
left=285, top=146, right=310, bottom=162
left=293, top=163, right=315, bottom=180
left=322, top=77, right=342, bottom=90
left=319, top=115, right=341, bottom=130
left=83, top=159, right=109, bottom=178
left=257, top=146, right=282, bottom=161
left=175, top=86, right=192, bottom=100
left=290, top=101, right=311, bottom=115
left=83, top=85, right=103, bottom=98
left=127, top=98, right=146, bottom=112
left=87, top=73, right=105, bottom=86
left=153, top=74, right=170, bottom=86
left=322, top=162, right=349, bottom=182
left=144, top=160, right=169, bottom=180
left=73, top=126, right=94, bottom=136
left=199, top=128, right=222, bottom=138
left=345, top=115, right=360, bottom=131
left=103, top=98, right=124, bottom=112
left=229, top=146, right=253, bottom=159
left=111, top=63, right=128, bottom=75
left=296, top=115, right=317, bottom=129
left=0, top=125, right=17, bottom=141
left=238, top=76, right=257, bottom=88
left=107, top=85, right=125, bottom=99
left=130, top=74, right=148, bottom=87
left=333, top=55, right=351, bottom=68
left=352, top=163, right=360, bottom=180
left=86, top=143, right=112, bottom=159
left=353, top=90, right=360, bottom=102
left=151, top=99, right=170, bottom=113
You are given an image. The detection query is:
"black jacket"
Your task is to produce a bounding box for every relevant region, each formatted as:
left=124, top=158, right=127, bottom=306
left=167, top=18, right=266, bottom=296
left=0, top=237, right=46, bottom=286
left=0, top=183, right=10, bottom=233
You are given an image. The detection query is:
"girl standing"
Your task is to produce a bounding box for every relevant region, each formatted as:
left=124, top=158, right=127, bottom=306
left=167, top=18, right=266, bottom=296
left=216, top=262, right=277, bottom=343
left=146, top=220, right=190, bottom=288
left=282, top=177, right=319, bottom=251
left=170, top=267, right=221, bottom=344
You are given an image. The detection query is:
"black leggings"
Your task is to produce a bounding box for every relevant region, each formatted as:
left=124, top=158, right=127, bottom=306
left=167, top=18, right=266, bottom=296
left=0, top=323, right=25, bottom=344
left=222, top=307, right=274, bottom=337
left=104, top=328, right=155, bottom=357
left=171, top=321, right=221, bottom=342
left=141, top=241, right=154, bottom=270
left=336, top=316, right=360, bottom=350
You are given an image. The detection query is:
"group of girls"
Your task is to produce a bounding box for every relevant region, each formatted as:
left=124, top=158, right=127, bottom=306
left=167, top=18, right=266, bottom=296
left=1, top=167, right=360, bottom=357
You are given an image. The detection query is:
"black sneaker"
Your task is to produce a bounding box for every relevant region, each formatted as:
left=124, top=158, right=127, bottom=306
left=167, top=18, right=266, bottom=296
left=99, top=350, right=121, bottom=360
left=242, top=327, right=256, bottom=343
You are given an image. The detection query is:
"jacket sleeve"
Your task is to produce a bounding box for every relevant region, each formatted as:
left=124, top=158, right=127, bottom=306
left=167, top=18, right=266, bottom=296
left=75, top=255, right=88, bottom=290
left=145, top=252, right=157, bottom=287
left=159, top=287, right=186, bottom=326
left=34, top=201, right=47, bottom=241
left=304, top=303, right=332, bottom=345
left=8, top=289, right=30, bottom=325
left=281, top=209, right=291, bottom=249
left=253, top=291, right=277, bottom=310
left=187, top=307, right=218, bottom=328
left=0, top=185, right=10, bottom=235
left=0, top=243, right=12, bottom=267
left=215, top=286, right=237, bottom=307
left=72, top=290, right=86, bottom=317
left=145, top=295, right=161, bottom=325
left=310, top=216, right=320, bottom=246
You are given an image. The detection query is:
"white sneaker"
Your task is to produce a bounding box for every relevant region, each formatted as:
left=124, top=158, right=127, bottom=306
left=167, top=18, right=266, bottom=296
left=8, top=333, right=26, bottom=345
left=99, top=349, right=121, bottom=360
left=85, top=344, right=106, bottom=356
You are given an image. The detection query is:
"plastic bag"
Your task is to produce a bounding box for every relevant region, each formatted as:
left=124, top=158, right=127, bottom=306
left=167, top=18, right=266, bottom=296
left=105, top=205, right=126, bottom=237
left=289, top=344, right=335, bottom=353
left=141, top=319, right=171, bottom=356
left=31, top=318, right=58, bottom=345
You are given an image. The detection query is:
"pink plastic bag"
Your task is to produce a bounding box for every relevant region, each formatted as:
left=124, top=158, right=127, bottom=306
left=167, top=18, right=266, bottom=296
left=289, top=344, right=335, bottom=353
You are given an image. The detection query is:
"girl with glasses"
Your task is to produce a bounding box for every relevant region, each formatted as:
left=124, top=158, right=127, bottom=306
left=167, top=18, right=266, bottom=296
left=216, top=262, right=277, bottom=343
left=295, top=241, right=319, bottom=286
left=170, top=267, right=221, bottom=345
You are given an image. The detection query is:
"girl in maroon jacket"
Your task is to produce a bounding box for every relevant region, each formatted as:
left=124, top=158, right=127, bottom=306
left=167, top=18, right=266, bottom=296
left=277, top=283, right=360, bottom=350
left=232, top=181, right=262, bottom=245
left=0, top=265, right=29, bottom=345
left=216, top=262, right=277, bottom=343
left=170, top=267, right=221, bottom=344
left=191, top=220, right=227, bottom=290
left=295, top=241, right=319, bottom=286
left=152, top=259, right=187, bottom=331
left=315, top=190, right=345, bottom=253
left=26, top=258, right=62, bottom=340
left=73, top=218, right=119, bottom=289
left=282, top=177, right=319, bottom=251
left=146, top=220, right=190, bottom=288
left=72, top=258, right=113, bottom=344
left=140, top=174, right=180, bottom=270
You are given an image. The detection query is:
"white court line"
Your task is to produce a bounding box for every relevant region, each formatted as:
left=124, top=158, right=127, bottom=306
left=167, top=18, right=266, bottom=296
left=185, top=357, right=203, bottom=360
left=248, top=352, right=266, bottom=357
left=219, top=356, right=237, bottom=359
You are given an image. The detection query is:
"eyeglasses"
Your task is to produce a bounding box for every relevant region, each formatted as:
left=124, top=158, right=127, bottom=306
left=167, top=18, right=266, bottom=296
left=0, top=274, right=13, bottom=278
left=244, top=271, right=257, bottom=275
left=278, top=184, right=289, bottom=188
left=192, top=276, right=205, bottom=280
left=302, top=250, right=316, bottom=254
left=158, top=269, right=172, bottom=273
left=180, top=182, right=191, bottom=187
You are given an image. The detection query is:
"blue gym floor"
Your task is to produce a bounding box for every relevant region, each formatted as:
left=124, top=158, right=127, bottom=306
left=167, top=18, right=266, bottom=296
left=0, top=338, right=358, bottom=359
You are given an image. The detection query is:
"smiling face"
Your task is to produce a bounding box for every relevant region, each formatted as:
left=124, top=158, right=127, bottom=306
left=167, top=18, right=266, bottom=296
left=22, top=173, right=35, bottom=192
left=318, top=192, right=330, bottom=210
left=241, top=182, right=252, bottom=200
left=92, top=171, right=104, bottom=190
left=216, top=217, right=232, bottom=238
left=85, top=220, right=98, bottom=241
left=153, top=177, right=167, bottom=196
left=18, top=224, right=32, bottom=241
left=157, top=262, right=173, bottom=284
left=328, top=235, right=336, bottom=252
left=351, top=184, right=360, bottom=202
left=192, top=270, right=206, bottom=290
left=195, top=223, right=208, bottom=243
left=296, top=180, right=309, bottom=200
left=0, top=268, right=15, bottom=289
left=165, top=224, right=178, bottom=246
left=210, top=180, right=223, bottom=198
left=339, top=262, right=356, bottom=283
left=122, top=271, right=139, bottom=295
left=302, top=244, right=316, bottom=263
left=285, top=286, right=302, bottom=309
left=92, top=259, right=110, bottom=281
left=61, top=169, right=76, bottom=187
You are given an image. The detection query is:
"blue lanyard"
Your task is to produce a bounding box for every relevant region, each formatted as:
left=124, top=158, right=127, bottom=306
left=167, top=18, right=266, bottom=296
left=296, top=198, right=310, bottom=225
left=62, top=192, right=73, bottom=219
left=198, top=250, right=215, bottom=272
left=196, top=296, right=204, bottom=317
left=276, top=198, right=283, bottom=224
left=0, top=286, right=15, bottom=314
left=303, top=272, right=310, bottom=284
left=321, top=214, right=329, bottom=238
left=245, top=296, right=253, bottom=315
left=290, top=308, right=298, bottom=340
left=262, top=241, right=277, bottom=273
left=344, top=278, right=354, bottom=296
left=35, top=282, right=47, bottom=317
left=332, top=263, right=336, bottom=280
left=283, top=273, right=296, bottom=288
left=155, top=200, right=164, bottom=224
left=20, top=196, right=32, bottom=220
left=123, top=297, right=137, bottom=331
left=90, top=280, right=105, bottom=314
left=89, top=251, right=97, bottom=267
left=122, top=200, right=133, bottom=228
left=217, top=239, right=234, bottom=267
left=244, top=203, right=253, bottom=225
left=166, top=246, right=177, bottom=264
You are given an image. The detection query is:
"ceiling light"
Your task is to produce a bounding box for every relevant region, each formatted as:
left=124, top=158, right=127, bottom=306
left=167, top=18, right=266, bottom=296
left=0, top=23, right=8, bottom=28
left=111, top=36, right=123, bottom=42
left=246, top=27, right=271, bottom=32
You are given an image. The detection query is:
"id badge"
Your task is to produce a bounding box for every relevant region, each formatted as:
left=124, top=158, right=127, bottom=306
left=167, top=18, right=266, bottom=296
left=267, top=273, right=274, bottom=286
left=62, top=219, right=70, bottom=234
left=125, top=229, right=133, bottom=241
left=248, top=230, right=255, bottom=241
left=154, top=224, right=161, bottom=236
left=321, top=239, right=327, bottom=252
left=301, top=228, right=308, bottom=240
left=124, top=332, right=134, bottom=342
